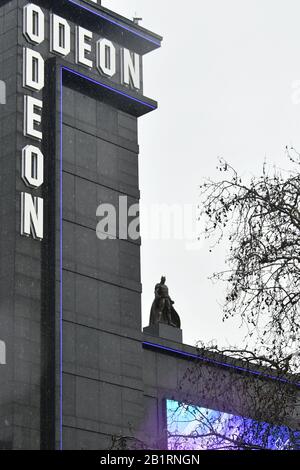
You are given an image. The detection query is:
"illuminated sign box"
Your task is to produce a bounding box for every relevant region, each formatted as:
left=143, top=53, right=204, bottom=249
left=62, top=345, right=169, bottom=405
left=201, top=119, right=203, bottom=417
left=166, top=399, right=297, bottom=450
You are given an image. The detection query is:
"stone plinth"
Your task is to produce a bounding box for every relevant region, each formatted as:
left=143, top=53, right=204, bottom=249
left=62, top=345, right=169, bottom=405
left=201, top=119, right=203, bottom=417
left=143, top=323, right=183, bottom=343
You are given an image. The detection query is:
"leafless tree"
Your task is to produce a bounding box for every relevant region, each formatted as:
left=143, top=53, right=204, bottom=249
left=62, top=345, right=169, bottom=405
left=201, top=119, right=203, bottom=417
left=169, top=151, right=300, bottom=450
left=199, top=149, right=300, bottom=361
left=110, top=151, right=300, bottom=451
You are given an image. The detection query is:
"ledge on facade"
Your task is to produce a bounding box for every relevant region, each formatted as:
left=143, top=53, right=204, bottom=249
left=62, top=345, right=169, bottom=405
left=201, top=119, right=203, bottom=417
left=142, top=332, right=300, bottom=390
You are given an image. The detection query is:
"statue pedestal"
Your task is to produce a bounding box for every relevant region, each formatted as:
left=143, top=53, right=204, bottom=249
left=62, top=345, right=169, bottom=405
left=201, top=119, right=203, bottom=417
left=143, top=323, right=183, bottom=343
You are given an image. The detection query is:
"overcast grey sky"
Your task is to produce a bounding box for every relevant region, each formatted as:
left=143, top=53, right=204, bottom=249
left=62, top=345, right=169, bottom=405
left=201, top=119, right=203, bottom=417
left=104, top=0, right=300, bottom=347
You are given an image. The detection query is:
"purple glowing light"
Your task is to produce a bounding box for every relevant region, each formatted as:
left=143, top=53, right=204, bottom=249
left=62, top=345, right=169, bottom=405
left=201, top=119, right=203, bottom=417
left=62, top=66, right=157, bottom=110
left=59, top=66, right=63, bottom=451
left=167, top=399, right=295, bottom=450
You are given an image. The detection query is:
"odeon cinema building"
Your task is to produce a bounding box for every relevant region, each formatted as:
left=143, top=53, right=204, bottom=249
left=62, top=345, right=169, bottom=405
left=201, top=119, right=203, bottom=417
left=0, top=0, right=299, bottom=451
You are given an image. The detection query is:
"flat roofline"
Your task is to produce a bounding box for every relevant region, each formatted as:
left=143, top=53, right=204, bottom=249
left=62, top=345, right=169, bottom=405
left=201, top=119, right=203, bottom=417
left=143, top=338, right=300, bottom=389
left=0, top=0, right=162, bottom=54
left=75, top=0, right=163, bottom=42
left=65, top=0, right=162, bottom=52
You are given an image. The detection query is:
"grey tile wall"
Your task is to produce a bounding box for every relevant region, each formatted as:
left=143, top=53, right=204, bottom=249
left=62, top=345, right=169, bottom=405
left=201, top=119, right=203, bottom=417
left=0, top=0, right=154, bottom=450
left=61, top=85, right=144, bottom=448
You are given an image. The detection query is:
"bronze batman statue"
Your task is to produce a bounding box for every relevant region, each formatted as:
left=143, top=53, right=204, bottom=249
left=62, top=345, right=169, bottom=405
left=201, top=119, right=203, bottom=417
left=149, top=276, right=181, bottom=329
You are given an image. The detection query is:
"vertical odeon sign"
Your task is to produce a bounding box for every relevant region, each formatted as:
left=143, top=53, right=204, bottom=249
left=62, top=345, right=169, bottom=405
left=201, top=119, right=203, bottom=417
left=16, top=0, right=161, bottom=450
left=20, top=1, right=146, bottom=242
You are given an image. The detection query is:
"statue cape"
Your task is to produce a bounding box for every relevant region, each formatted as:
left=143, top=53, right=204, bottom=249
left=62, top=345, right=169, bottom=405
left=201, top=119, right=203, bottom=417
left=149, top=301, right=181, bottom=329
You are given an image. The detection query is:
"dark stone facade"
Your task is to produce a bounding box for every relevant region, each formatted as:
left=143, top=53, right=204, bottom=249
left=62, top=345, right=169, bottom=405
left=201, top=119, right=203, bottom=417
left=0, top=0, right=162, bottom=450
left=0, top=0, right=299, bottom=451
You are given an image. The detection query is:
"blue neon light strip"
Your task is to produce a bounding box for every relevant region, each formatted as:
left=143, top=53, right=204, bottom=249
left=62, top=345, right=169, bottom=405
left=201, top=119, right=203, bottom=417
left=62, top=66, right=156, bottom=110
left=67, top=0, right=161, bottom=47
left=59, top=67, right=64, bottom=451
left=143, top=341, right=300, bottom=388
